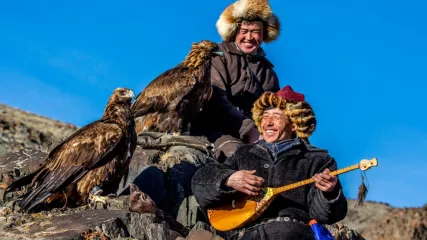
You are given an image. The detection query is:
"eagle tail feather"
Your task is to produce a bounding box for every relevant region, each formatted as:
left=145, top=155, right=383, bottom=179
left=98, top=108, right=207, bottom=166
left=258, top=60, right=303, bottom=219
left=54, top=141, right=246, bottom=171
left=19, top=166, right=82, bottom=212
left=4, top=168, right=43, bottom=195
left=19, top=185, right=52, bottom=212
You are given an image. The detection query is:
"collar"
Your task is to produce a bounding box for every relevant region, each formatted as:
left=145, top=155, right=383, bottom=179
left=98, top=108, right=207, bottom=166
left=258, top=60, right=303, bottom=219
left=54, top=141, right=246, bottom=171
left=250, top=138, right=305, bottom=162
left=262, top=138, right=304, bottom=162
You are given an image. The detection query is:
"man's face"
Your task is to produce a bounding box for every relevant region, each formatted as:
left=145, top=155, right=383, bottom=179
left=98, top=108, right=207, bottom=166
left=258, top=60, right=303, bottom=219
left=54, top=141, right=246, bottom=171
left=235, top=21, right=264, bottom=54
left=260, top=108, right=295, bottom=143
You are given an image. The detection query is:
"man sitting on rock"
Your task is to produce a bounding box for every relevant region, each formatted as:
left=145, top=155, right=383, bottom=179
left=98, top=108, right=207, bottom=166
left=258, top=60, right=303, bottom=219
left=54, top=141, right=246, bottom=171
left=191, top=86, right=348, bottom=239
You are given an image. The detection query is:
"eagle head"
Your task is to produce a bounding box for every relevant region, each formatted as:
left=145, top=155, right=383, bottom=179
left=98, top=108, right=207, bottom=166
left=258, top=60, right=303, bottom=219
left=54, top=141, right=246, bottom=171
left=183, top=40, right=219, bottom=68
left=108, top=87, right=135, bottom=105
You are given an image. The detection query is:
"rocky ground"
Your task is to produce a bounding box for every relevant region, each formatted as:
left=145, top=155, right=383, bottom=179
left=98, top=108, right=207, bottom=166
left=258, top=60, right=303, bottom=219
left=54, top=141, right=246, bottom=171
left=0, top=103, right=426, bottom=240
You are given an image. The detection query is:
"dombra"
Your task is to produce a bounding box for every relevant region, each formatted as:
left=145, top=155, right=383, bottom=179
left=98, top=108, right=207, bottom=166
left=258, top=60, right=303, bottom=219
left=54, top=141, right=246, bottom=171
left=207, top=158, right=379, bottom=232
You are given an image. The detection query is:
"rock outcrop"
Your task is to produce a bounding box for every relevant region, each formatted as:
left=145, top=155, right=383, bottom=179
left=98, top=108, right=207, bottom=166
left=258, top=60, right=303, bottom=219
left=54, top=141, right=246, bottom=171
left=0, top=203, right=185, bottom=240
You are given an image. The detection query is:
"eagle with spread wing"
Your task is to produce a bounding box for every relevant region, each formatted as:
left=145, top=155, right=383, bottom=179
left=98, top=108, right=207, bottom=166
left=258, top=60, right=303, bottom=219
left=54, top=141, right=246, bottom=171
left=6, top=88, right=137, bottom=212
left=131, top=40, right=219, bottom=135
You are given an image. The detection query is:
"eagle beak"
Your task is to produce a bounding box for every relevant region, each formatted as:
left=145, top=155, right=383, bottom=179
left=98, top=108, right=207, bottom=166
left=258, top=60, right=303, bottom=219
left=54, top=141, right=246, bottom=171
left=127, top=90, right=136, bottom=99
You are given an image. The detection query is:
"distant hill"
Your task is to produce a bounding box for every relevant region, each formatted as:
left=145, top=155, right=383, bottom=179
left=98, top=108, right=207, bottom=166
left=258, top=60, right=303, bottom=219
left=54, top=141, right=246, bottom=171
left=0, top=103, right=426, bottom=240
left=342, top=200, right=427, bottom=240
left=0, top=103, right=78, bottom=154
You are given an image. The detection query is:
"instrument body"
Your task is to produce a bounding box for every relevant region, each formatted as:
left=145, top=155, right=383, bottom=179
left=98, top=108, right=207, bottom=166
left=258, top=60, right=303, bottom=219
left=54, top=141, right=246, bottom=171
left=207, top=158, right=378, bottom=231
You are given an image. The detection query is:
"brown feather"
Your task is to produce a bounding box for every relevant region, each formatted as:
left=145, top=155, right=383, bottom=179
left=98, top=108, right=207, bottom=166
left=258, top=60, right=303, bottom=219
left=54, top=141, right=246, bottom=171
left=13, top=87, right=137, bottom=212
left=131, top=40, right=218, bottom=135
left=354, top=172, right=369, bottom=208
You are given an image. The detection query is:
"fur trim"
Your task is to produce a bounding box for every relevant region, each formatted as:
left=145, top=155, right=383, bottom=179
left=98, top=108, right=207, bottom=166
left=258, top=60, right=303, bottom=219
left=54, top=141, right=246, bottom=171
left=252, top=92, right=286, bottom=130
left=251, top=92, right=316, bottom=140
left=216, top=0, right=280, bottom=43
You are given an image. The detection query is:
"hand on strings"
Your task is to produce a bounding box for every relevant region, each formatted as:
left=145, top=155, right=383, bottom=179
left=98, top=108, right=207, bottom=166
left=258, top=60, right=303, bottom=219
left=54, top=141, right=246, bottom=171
left=312, top=168, right=337, bottom=192
left=226, top=170, right=264, bottom=196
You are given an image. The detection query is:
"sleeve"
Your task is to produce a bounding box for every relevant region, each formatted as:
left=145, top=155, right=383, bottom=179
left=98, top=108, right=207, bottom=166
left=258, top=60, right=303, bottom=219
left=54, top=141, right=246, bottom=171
left=191, top=152, right=241, bottom=209
left=206, top=55, right=255, bottom=140
left=263, top=57, right=281, bottom=93
left=307, top=155, right=348, bottom=224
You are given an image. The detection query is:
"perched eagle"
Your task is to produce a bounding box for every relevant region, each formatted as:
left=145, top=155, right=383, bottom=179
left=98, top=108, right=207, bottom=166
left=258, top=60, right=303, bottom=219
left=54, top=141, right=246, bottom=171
left=131, top=40, right=219, bottom=135
left=6, top=88, right=137, bottom=212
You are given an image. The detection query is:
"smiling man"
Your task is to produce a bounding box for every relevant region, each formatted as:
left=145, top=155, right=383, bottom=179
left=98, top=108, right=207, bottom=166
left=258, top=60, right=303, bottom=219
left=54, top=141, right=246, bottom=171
left=191, top=86, right=348, bottom=239
left=190, top=0, right=281, bottom=162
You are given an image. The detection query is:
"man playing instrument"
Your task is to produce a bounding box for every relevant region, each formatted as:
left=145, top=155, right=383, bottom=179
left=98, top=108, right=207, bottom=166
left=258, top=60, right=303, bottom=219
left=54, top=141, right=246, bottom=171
left=191, top=86, right=348, bottom=239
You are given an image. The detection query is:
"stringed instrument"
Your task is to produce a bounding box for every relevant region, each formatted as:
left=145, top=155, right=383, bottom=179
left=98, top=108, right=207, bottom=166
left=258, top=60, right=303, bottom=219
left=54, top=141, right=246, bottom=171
left=207, top=158, right=378, bottom=231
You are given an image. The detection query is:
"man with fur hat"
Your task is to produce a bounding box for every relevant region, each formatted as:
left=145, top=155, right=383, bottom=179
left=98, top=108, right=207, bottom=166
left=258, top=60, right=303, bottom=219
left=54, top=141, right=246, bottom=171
left=191, top=86, right=348, bottom=239
left=191, top=0, right=281, bottom=162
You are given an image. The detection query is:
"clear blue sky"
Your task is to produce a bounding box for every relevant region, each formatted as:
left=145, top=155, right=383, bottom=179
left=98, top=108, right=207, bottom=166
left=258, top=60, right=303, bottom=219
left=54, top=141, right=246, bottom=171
left=0, top=0, right=426, bottom=208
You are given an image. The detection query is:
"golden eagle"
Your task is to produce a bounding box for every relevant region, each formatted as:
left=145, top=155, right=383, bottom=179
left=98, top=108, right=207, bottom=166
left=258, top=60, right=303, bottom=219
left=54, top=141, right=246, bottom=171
left=6, top=88, right=137, bottom=212
left=130, top=40, right=219, bottom=135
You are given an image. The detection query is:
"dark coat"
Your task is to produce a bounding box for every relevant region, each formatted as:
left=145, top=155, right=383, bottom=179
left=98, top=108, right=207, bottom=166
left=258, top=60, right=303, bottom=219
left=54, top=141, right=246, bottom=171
left=190, top=41, right=280, bottom=144
left=191, top=139, right=348, bottom=239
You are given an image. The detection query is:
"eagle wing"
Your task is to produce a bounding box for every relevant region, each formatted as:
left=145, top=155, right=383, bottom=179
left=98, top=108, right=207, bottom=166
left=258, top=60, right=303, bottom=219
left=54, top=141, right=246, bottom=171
left=131, top=65, right=198, bottom=117
left=19, top=121, right=123, bottom=211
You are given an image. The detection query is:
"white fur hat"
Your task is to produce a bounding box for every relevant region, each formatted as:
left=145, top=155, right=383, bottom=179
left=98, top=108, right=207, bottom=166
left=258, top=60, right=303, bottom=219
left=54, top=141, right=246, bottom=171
left=216, top=0, right=281, bottom=43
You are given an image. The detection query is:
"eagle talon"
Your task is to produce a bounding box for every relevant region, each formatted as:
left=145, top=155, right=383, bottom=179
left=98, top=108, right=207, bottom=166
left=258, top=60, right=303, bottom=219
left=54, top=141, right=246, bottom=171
left=88, top=186, right=112, bottom=209
left=88, top=195, right=111, bottom=209
left=90, top=186, right=103, bottom=196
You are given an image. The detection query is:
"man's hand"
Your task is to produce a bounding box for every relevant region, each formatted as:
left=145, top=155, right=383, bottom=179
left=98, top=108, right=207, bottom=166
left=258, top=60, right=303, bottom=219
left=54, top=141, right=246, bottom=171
left=312, top=168, right=337, bottom=192
left=226, top=170, right=264, bottom=196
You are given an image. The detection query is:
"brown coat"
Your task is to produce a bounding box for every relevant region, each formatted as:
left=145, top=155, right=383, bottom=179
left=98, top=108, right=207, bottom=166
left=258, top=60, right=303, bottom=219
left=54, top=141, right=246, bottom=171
left=191, top=41, right=280, bottom=144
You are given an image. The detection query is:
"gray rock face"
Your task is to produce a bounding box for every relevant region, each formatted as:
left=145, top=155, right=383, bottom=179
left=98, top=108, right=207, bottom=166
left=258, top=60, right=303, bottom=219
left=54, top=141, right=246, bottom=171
left=0, top=148, right=48, bottom=204
left=1, top=209, right=129, bottom=239
left=0, top=206, right=184, bottom=240
left=176, top=196, right=202, bottom=228
left=127, top=213, right=183, bottom=240
left=115, top=146, right=158, bottom=196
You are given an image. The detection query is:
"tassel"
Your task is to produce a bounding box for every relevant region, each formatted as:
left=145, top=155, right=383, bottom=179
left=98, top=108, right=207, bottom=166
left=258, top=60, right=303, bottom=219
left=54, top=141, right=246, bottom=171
left=354, top=171, right=368, bottom=208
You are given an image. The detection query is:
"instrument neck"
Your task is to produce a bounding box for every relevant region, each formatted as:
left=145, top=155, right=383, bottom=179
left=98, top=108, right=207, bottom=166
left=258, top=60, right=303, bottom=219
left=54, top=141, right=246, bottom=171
left=271, top=163, right=360, bottom=195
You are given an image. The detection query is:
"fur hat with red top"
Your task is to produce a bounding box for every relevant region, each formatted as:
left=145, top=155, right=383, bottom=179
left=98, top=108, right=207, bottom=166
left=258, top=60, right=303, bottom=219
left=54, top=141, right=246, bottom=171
left=216, top=0, right=281, bottom=43
left=251, top=85, right=317, bottom=141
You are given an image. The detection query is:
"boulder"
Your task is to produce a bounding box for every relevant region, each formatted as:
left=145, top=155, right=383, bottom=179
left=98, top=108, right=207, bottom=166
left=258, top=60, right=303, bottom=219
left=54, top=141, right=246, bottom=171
left=0, top=205, right=183, bottom=240
left=0, top=148, right=48, bottom=204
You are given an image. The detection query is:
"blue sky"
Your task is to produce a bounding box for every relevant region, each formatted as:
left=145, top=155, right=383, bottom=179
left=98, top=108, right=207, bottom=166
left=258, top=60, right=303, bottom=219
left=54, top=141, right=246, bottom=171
left=0, top=0, right=426, bottom=208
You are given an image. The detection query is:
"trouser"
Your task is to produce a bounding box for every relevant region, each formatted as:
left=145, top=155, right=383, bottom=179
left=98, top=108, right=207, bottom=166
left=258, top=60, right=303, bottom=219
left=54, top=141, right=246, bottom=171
left=129, top=161, right=201, bottom=218
left=224, top=221, right=315, bottom=240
